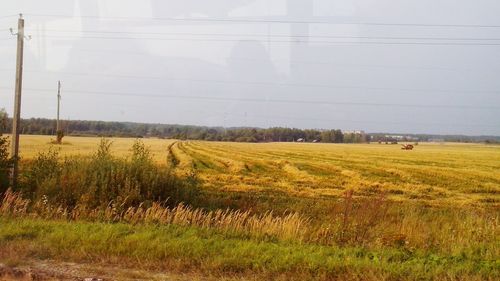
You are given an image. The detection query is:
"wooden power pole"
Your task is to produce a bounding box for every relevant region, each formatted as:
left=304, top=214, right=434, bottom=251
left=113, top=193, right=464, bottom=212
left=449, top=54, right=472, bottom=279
left=10, top=14, right=25, bottom=188
left=56, top=81, right=61, bottom=132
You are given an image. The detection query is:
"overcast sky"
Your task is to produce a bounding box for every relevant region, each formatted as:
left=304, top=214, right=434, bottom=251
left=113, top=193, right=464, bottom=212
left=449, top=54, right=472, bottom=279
left=0, top=0, right=499, bottom=135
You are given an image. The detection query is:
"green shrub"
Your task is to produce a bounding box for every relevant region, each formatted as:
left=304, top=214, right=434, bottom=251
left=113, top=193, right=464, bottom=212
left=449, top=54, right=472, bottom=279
left=21, top=139, right=199, bottom=210
left=0, top=136, right=13, bottom=194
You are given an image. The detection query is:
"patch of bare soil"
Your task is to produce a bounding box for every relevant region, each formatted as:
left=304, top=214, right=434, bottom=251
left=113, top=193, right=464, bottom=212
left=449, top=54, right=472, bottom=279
left=0, top=261, right=240, bottom=281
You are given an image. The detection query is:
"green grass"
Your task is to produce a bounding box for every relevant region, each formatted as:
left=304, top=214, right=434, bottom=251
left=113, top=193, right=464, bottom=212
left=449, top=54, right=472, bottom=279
left=0, top=218, right=497, bottom=281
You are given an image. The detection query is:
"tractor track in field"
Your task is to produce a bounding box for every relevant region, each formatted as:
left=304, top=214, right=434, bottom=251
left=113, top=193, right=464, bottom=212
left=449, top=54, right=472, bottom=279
left=184, top=142, right=250, bottom=173
left=177, top=142, right=213, bottom=170
left=186, top=142, right=349, bottom=189
left=169, top=141, right=196, bottom=172
left=187, top=142, right=275, bottom=172
left=166, top=141, right=180, bottom=167
left=191, top=143, right=346, bottom=179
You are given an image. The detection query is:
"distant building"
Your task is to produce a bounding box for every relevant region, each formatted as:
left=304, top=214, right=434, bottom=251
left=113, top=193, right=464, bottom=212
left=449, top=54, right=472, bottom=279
left=344, top=130, right=366, bottom=135
left=384, top=135, right=419, bottom=141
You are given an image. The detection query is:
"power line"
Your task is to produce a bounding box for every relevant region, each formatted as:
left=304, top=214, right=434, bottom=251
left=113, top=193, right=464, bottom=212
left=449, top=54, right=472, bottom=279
left=1, top=69, right=497, bottom=94
left=29, top=28, right=500, bottom=41
left=197, top=109, right=500, bottom=129
left=1, top=50, right=483, bottom=73
left=1, top=92, right=497, bottom=129
left=5, top=102, right=497, bottom=129
left=0, top=86, right=497, bottom=110
left=24, top=13, right=500, bottom=28
left=0, top=15, right=18, bottom=20
left=32, top=34, right=500, bottom=46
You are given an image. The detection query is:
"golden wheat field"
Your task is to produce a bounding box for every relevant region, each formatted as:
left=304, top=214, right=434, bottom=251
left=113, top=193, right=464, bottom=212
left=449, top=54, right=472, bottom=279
left=13, top=135, right=500, bottom=207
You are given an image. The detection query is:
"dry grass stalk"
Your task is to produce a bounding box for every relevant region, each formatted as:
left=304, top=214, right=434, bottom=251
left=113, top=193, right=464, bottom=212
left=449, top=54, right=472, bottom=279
left=0, top=189, right=30, bottom=216
left=0, top=190, right=309, bottom=242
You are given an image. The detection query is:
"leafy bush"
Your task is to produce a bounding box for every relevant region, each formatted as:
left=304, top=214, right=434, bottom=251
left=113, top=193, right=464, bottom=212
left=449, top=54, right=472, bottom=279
left=0, top=136, right=13, bottom=194
left=0, top=109, right=13, bottom=193
left=21, top=139, right=199, bottom=210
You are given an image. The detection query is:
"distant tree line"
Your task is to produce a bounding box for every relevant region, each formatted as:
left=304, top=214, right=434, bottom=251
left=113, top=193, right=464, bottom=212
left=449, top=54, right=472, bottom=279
left=370, top=133, right=500, bottom=144
left=1, top=115, right=497, bottom=144
left=0, top=117, right=369, bottom=143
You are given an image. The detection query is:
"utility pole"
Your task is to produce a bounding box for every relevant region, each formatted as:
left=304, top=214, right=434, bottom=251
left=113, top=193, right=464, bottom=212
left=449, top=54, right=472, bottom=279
left=10, top=14, right=25, bottom=188
left=55, top=81, right=65, bottom=144
left=56, top=81, right=61, bottom=132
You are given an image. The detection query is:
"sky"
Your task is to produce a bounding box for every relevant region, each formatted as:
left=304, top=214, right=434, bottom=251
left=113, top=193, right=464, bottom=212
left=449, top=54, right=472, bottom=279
left=0, top=0, right=499, bottom=135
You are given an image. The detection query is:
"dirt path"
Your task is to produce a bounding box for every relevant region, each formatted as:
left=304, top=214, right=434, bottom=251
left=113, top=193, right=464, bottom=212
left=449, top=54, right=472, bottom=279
left=0, top=261, right=242, bottom=281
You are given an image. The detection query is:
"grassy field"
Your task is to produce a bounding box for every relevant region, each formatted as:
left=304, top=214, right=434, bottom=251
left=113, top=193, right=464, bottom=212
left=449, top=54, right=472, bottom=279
left=168, top=140, right=500, bottom=206
left=14, top=134, right=176, bottom=162
left=1, top=218, right=496, bottom=281
left=13, top=134, right=499, bottom=206
left=1, top=135, right=499, bottom=280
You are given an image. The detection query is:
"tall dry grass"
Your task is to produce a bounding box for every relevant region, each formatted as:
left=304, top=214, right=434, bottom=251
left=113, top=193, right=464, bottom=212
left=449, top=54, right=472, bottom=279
left=0, top=189, right=309, bottom=242
left=2, top=186, right=497, bottom=261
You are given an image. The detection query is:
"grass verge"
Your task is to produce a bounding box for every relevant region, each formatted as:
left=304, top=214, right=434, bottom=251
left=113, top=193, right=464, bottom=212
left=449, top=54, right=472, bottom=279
left=0, top=218, right=498, bottom=281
